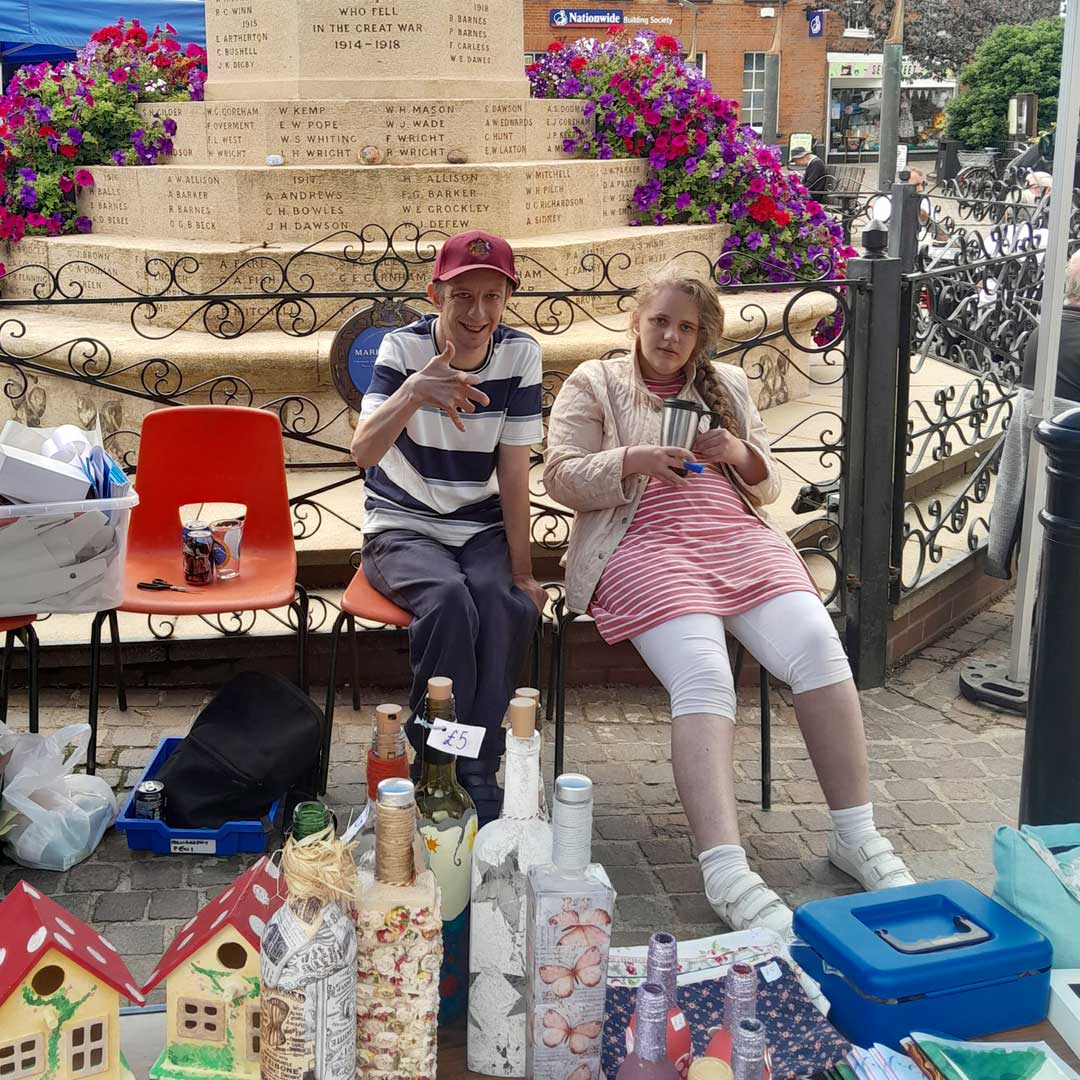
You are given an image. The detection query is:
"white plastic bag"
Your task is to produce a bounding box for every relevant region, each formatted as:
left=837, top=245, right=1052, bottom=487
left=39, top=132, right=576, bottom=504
left=0, top=722, right=118, bottom=871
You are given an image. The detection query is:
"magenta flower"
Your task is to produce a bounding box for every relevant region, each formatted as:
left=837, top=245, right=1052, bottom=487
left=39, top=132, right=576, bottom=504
left=58, top=175, right=75, bottom=193
left=74, top=169, right=94, bottom=187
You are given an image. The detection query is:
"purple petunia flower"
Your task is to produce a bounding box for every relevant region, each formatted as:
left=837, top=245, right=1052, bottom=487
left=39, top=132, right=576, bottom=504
left=67, top=127, right=83, bottom=145
left=18, top=167, right=36, bottom=182
left=684, top=157, right=698, bottom=175
left=675, top=191, right=692, bottom=211
left=746, top=231, right=763, bottom=251
left=112, top=149, right=126, bottom=165
left=75, top=216, right=92, bottom=233
left=730, top=200, right=748, bottom=220
left=19, top=185, right=37, bottom=209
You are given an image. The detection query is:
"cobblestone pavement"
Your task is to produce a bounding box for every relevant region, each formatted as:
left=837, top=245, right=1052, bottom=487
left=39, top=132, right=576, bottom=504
left=1, top=595, right=1022, bottom=1001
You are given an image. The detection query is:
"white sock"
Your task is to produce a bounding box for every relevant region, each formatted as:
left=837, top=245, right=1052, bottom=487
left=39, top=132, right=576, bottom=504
left=830, top=803, right=877, bottom=849
left=698, top=843, right=753, bottom=900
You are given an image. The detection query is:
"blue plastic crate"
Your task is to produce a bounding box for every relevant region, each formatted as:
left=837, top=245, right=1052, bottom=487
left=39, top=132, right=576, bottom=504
left=115, top=737, right=280, bottom=856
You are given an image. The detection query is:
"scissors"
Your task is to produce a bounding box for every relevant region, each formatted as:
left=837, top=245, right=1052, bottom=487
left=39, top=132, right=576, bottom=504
left=137, top=578, right=194, bottom=593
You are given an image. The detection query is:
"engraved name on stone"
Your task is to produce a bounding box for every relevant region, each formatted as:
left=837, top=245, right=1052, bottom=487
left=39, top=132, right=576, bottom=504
left=263, top=174, right=348, bottom=234
left=448, top=2, right=494, bottom=66
left=206, top=104, right=261, bottom=162
left=316, top=6, right=419, bottom=54
left=86, top=175, right=133, bottom=230
left=399, top=174, right=488, bottom=232
left=166, top=174, right=225, bottom=236
left=483, top=102, right=527, bottom=159
left=523, top=166, right=585, bottom=227
left=212, top=3, right=271, bottom=72
left=277, top=105, right=358, bottom=162
left=383, top=103, right=459, bottom=162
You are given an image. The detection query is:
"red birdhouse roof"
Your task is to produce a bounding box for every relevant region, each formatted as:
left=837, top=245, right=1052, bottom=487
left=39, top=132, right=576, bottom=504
left=142, top=856, right=286, bottom=994
left=0, top=881, right=144, bottom=1007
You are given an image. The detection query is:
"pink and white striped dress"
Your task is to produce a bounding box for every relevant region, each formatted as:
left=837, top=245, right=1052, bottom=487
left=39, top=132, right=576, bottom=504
left=589, top=376, right=815, bottom=644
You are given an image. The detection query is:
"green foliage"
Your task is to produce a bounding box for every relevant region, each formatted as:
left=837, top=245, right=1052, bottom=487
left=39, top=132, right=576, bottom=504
left=945, top=19, right=1063, bottom=146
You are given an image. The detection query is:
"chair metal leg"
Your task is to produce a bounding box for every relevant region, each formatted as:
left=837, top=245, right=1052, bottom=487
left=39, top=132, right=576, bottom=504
left=322, top=610, right=348, bottom=797
left=732, top=641, right=746, bottom=686
left=293, top=584, right=310, bottom=694
left=759, top=665, right=772, bottom=811
left=545, top=618, right=558, bottom=730
left=0, top=629, right=13, bottom=727
left=108, top=610, right=127, bottom=711
left=23, top=625, right=39, bottom=735
left=529, top=619, right=543, bottom=731
left=87, top=611, right=110, bottom=776
left=348, top=615, right=361, bottom=711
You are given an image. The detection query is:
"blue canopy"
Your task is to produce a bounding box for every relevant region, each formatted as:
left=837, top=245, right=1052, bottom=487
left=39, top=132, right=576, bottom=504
left=1, top=1, right=205, bottom=63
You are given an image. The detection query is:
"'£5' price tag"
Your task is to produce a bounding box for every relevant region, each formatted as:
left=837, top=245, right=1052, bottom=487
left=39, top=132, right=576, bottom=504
left=426, top=720, right=485, bottom=759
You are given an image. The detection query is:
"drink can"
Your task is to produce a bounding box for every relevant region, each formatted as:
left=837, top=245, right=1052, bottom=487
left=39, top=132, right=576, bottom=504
left=134, top=780, right=166, bottom=820
left=181, top=520, right=210, bottom=539
left=210, top=518, right=243, bottom=580
left=183, top=529, right=215, bottom=586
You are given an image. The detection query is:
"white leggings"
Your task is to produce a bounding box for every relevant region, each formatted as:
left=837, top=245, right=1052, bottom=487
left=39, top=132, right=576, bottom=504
left=631, top=592, right=852, bottom=720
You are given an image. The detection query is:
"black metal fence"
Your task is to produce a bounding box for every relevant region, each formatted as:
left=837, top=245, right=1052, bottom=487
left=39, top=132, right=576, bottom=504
left=0, top=183, right=1059, bottom=686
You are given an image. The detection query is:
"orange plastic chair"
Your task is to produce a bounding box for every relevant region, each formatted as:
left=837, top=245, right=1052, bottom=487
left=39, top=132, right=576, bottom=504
left=87, top=406, right=308, bottom=774
left=0, top=615, right=39, bottom=733
left=323, top=566, right=411, bottom=793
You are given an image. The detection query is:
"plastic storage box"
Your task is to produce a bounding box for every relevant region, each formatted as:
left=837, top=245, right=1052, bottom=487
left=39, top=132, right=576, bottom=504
left=0, top=492, right=138, bottom=616
left=792, top=880, right=1052, bottom=1050
left=116, top=737, right=280, bottom=855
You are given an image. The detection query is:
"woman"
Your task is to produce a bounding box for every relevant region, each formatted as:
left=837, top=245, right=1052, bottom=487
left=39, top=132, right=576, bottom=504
left=544, top=267, right=914, bottom=936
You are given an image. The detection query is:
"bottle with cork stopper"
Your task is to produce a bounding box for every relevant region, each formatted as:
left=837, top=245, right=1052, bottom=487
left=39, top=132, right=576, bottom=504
left=414, top=675, right=477, bottom=1026
left=467, top=695, right=554, bottom=1075
left=355, top=778, right=442, bottom=1079
left=346, top=703, right=412, bottom=870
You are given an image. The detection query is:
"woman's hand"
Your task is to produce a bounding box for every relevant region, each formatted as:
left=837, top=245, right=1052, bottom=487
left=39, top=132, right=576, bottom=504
left=624, top=445, right=695, bottom=488
left=693, top=430, right=768, bottom=485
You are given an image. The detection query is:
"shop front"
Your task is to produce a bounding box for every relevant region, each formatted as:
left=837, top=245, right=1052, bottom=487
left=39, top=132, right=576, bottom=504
left=826, top=52, right=956, bottom=164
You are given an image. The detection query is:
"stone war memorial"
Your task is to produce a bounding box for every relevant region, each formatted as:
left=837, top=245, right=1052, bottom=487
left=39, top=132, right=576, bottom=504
left=0, top=0, right=830, bottom=457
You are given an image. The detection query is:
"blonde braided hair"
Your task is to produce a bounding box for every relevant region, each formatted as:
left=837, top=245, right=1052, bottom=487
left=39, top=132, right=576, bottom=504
left=633, top=265, right=739, bottom=436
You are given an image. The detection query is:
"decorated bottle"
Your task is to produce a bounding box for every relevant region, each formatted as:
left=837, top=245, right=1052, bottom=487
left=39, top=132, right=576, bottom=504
left=514, top=686, right=548, bottom=819
left=706, top=964, right=770, bottom=1080
left=414, top=675, right=477, bottom=1025
left=467, top=696, right=554, bottom=1076
left=526, top=773, right=616, bottom=1080
left=260, top=801, right=357, bottom=1080
left=346, top=703, right=411, bottom=870
left=627, top=932, right=692, bottom=1075
left=732, top=1018, right=767, bottom=1080
left=355, top=778, right=442, bottom=1080
left=618, top=983, right=680, bottom=1079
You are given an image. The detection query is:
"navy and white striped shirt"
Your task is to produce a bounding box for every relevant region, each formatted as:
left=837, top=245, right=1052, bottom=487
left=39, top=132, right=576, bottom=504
left=360, top=314, right=544, bottom=546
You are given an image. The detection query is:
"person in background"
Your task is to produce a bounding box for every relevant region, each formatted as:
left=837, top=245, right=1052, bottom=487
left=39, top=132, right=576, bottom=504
left=544, top=265, right=915, bottom=938
left=986, top=249, right=1080, bottom=578
left=789, top=145, right=827, bottom=195
left=350, top=230, right=545, bottom=825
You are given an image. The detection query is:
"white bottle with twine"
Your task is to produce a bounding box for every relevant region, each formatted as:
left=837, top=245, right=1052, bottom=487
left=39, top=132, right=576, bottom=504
left=259, top=801, right=357, bottom=1080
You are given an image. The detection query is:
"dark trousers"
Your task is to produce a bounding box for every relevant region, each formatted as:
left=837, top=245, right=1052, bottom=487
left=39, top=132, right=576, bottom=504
left=362, top=526, right=538, bottom=762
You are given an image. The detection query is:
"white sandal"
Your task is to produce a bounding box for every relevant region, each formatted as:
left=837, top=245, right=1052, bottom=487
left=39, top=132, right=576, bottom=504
left=828, top=833, right=916, bottom=891
left=706, top=870, right=794, bottom=938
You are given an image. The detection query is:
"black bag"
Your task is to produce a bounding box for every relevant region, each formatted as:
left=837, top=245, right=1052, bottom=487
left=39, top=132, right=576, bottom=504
left=156, top=671, right=324, bottom=829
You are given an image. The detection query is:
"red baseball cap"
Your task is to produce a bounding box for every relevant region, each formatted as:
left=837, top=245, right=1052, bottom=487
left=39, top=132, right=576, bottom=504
left=433, top=230, right=519, bottom=289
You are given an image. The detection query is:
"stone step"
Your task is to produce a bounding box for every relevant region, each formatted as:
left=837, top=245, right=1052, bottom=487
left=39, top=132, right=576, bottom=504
left=141, top=98, right=590, bottom=167
left=77, top=159, right=654, bottom=244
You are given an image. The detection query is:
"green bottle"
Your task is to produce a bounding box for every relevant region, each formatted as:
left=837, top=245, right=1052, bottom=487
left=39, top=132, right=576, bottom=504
left=413, top=676, right=477, bottom=1025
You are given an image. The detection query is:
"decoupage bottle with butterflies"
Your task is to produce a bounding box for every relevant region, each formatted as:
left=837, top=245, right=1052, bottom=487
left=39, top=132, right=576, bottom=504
left=526, top=774, right=615, bottom=1080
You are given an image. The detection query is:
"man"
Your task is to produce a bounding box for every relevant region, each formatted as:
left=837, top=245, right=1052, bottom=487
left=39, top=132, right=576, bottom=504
left=789, top=145, right=827, bottom=195
left=350, top=230, right=545, bottom=823
left=986, top=250, right=1080, bottom=578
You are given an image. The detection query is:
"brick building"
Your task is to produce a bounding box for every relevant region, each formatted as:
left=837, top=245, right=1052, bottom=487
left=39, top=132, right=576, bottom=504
left=524, top=2, right=956, bottom=164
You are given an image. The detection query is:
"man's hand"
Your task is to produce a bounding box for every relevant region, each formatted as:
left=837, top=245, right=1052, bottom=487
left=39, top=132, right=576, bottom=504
left=406, top=340, right=491, bottom=431
left=624, top=445, right=694, bottom=488
left=514, top=573, right=547, bottom=615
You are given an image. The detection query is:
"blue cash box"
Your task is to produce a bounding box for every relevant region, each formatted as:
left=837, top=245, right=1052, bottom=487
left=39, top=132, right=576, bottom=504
left=791, top=880, right=1051, bottom=1049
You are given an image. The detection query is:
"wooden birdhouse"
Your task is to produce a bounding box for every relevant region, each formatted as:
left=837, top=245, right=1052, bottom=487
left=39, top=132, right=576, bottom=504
left=141, top=857, right=285, bottom=1080
left=0, top=880, right=145, bottom=1080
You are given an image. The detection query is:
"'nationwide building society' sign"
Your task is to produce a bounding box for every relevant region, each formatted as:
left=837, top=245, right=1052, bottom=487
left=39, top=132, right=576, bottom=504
left=549, top=9, right=624, bottom=25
